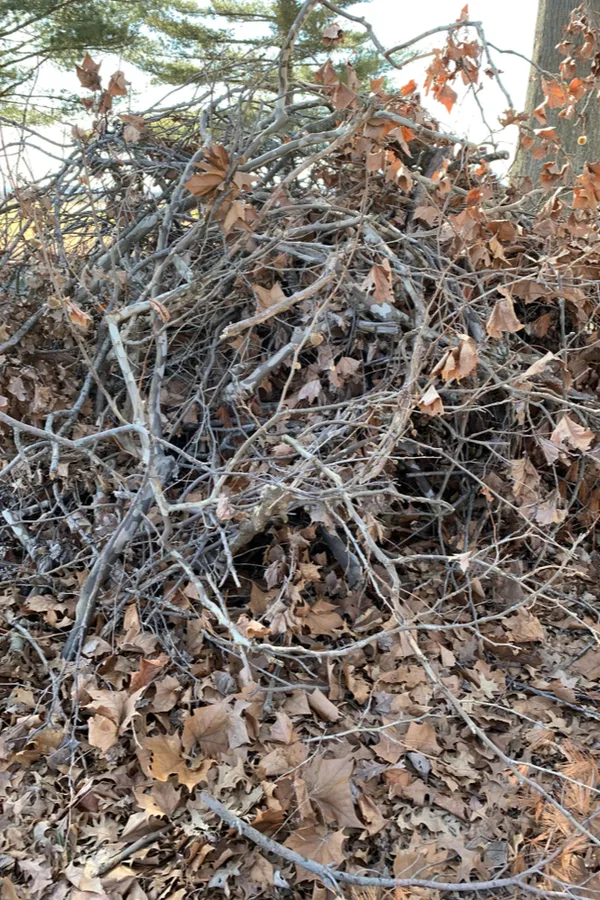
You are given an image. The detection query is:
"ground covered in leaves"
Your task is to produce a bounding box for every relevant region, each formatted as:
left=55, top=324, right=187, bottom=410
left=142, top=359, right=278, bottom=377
left=2, top=5, right=600, bottom=899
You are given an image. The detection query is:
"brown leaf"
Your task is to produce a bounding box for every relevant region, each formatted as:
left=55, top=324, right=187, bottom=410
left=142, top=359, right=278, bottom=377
left=108, top=71, right=128, bottom=98
left=438, top=334, right=478, bottom=383
left=152, top=675, right=182, bottom=712
left=436, top=83, right=458, bottom=113
left=284, top=827, right=346, bottom=882
left=134, top=782, right=181, bottom=818
left=404, top=721, right=441, bottom=755
left=486, top=296, right=524, bottom=338
left=307, top=688, right=340, bottom=722
left=303, top=756, right=362, bottom=827
left=510, top=457, right=540, bottom=509
left=505, top=607, right=546, bottom=643
left=322, top=22, right=344, bottom=46
left=418, top=384, right=444, bottom=417
left=76, top=53, right=101, bottom=91
left=357, top=794, right=386, bottom=835
left=551, top=414, right=595, bottom=451
left=248, top=854, right=274, bottom=887
left=303, top=599, right=343, bottom=635
left=258, top=741, right=308, bottom=776
left=181, top=704, right=230, bottom=758
left=332, top=81, right=357, bottom=110
left=297, top=378, right=323, bottom=405
left=534, top=490, right=567, bottom=525
left=269, top=711, right=298, bottom=744
left=65, top=299, right=92, bottom=329
left=130, top=654, right=169, bottom=692
left=542, top=77, right=567, bottom=109
left=142, top=732, right=211, bottom=789
left=253, top=282, right=286, bottom=312
left=361, top=259, right=393, bottom=303
left=88, top=714, right=118, bottom=752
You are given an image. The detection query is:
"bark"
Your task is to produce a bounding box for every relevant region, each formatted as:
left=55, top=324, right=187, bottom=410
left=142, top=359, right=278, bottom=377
left=512, top=0, right=600, bottom=183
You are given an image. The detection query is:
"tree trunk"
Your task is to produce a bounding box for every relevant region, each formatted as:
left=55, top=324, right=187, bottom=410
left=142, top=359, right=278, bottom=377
left=512, top=0, right=600, bottom=183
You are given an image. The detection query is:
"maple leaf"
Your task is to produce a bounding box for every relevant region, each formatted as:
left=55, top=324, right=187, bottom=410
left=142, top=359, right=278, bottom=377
left=134, top=782, right=181, bottom=818
left=542, top=77, right=568, bottom=109
left=436, top=83, right=458, bottom=113
left=142, top=732, right=212, bottom=789
left=76, top=53, right=101, bottom=91
left=302, top=756, right=362, bottom=827
left=107, top=71, right=128, bottom=98
left=284, top=827, right=346, bottom=882
left=486, top=295, right=524, bottom=338
left=551, top=414, right=595, bottom=451
left=181, top=703, right=231, bottom=758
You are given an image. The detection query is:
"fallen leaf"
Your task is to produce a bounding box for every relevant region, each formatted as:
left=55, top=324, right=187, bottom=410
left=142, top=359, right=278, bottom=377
left=404, top=721, right=441, bottom=755
left=284, top=827, right=346, bottom=882
left=142, top=732, right=212, bottom=789
left=307, top=689, right=340, bottom=722
left=182, top=704, right=231, bottom=758
left=551, top=415, right=595, bottom=451
left=302, top=756, right=362, bottom=827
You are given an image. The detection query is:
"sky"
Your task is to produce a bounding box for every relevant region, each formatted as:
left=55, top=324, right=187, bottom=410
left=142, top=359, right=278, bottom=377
left=0, top=0, right=541, bottom=186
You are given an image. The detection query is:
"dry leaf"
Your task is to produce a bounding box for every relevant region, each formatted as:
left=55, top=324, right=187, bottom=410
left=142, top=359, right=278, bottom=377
left=551, top=415, right=595, bottom=451
left=302, top=756, right=362, bottom=827
left=181, top=704, right=231, bottom=758
left=253, top=282, right=286, bottom=312
left=284, top=827, right=346, bottom=882
left=307, top=689, right=340, bottom=722
left=418, top=384, right=444, bottom=417
left=486, top=296, right=524, bottom=338
left=362, top=259, right=394, bottom=303
left=142, top=732, right=212, bottom=789
left=404, top=721, right=441, bottom=755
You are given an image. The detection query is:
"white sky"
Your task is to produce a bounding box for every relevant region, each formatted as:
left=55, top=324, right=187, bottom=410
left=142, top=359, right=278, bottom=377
left=0, top=0, right=541, bottom=186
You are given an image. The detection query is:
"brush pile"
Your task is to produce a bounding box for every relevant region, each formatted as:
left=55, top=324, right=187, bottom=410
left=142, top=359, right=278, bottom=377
left=2, top=4, right=600, bottom=898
